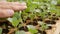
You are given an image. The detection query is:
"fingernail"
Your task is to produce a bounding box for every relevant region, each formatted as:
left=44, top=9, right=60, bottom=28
left=7, top=9, right=14, bottom=16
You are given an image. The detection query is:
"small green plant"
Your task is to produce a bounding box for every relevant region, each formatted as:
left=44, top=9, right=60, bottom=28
left=0, top=28, right=2, bottom=34
left=7, top=11, right=22, bottom=27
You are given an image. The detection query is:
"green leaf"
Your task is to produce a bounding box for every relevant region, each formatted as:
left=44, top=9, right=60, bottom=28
left=15, top=31, right=26, bottom=34
left=7, top=18, right=13, bottom=23
left=38, top=21, right=48, bottom=31
left=7, top=12, right=22, bottom=27
left=40, top=23, right=48, bottom=31
left=7, top=17, right=19, bottom=27
left=0, top=28, right=2, bottom=34
left=27, top=25, right=38, bottom=34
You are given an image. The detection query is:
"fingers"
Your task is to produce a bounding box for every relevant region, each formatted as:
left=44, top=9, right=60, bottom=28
left=0, top=2, right=26, bottom=6
left=0, top=1, right=26, bottom=5
left=0, top=2, right=27, bottom=18
left=0, top=2, right=27, bottom=10
left=12, top=6, right=27, bottom=10
left=0, top=9, right=14, bottom=18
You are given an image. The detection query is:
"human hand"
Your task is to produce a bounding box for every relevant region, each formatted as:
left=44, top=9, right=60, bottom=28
left=0, top=1, right=27, bottom=18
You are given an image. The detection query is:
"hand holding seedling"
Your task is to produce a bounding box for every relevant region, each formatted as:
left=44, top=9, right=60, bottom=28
left=0, top=1, right=27, bottom=18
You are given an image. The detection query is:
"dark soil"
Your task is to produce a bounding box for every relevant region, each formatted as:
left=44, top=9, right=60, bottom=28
left=19, top=26, right=28, bottom=32
left=0, top=16, right=58, bottom=34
